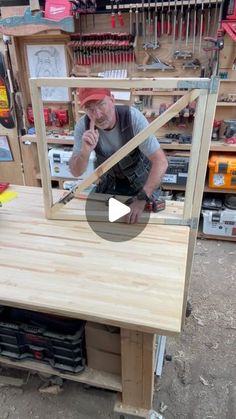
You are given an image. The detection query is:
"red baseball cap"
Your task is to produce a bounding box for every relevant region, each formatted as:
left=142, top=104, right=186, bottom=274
left=79, top=88, right=112, bottom=107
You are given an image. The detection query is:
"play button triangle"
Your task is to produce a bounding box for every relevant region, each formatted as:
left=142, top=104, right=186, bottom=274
left=108, top=197, right=131, bottom=223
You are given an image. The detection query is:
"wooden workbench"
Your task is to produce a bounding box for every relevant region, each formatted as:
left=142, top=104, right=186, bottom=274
left=0, top=186, right=189, bottom=417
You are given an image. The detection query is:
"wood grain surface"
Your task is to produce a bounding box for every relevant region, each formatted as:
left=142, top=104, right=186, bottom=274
left=0, top=186, right=190, bottom=335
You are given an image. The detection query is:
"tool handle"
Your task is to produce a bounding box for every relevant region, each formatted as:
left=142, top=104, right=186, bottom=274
left=118, top=11, right=124, bottom=26
left=175, top=23, right=179, bottom=40
left=111, top=14, right=116, bottom=28
left=167, top=18, right=172, bottom=36
left=157, top=20, right=161, bottom=38
left=163, top=18, right=168, bottom=34
left=182, top=21, right=186, bottom=40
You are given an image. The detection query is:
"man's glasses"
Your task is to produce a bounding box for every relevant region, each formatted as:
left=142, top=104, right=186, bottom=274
left=84, top=100, right=107, bottom=114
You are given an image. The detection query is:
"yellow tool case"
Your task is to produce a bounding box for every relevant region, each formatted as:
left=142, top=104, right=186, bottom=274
left=208, top=153, right=236, bottom=189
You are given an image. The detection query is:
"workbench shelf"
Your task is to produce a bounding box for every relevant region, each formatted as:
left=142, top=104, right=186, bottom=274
left=132, top=90, right=187, bottom=96
left=21, top=135, right=74, bottom=146
left=216, top=102, right=236, bottom=107
left=162, top=183, right=236, bottom=194
left=160, top=142, right=236, bottom=152
left=198, top=230, right=236, bottom=242
left=0, top=356, right=122, bottom=392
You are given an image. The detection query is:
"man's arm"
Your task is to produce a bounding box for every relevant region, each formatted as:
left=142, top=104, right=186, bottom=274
left=69, top=120, right=98, bottom=177
left=125, top=148, right=168, bottom=224
left=69, top=149, right=91, bottom=177
left=142, top=148, right=168, bottom=197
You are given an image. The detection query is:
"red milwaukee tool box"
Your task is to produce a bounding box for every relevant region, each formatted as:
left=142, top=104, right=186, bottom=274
left=0, top=306, right=86, bottom=373
left=45, top=0, right=73, bottom=20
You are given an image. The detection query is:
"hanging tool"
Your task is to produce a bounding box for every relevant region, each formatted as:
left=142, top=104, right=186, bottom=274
left=137, top=51, right=175, bottom=71
left=110, top=0, right=115, bottom=28
left=88, top=0, right=96, bottom=28
left=143, top=0, right=160, bottom=49
left=174, top=0, right=192, bottom=60
left=183, top=58, right=200, bottom=69
left=185, top=0, right=191, bottom=47
left=139, top=1, right=143, bottom=36
left=135, top=3, right=139, bottom=37
left=178, top=0, right=184, bottom=48
left=198, top=0, right=205, bottom=53
left=129, top=3, right=134, bottom=36
left=213, top=0, right=219, bottom=32
left=161, top=0, right=164, bottom=36
left=206, top=0, right=212, bottom=37
left=147, top=0, right=151, bottom=43
left=192, top=0, right=197, bottom=54
left=115, top=0, right=124, bottom=27
left=154, top=0, right=159, bottom=48
left=142, top=0, right=146, bottom=41
left=172, top=0, right=178, bottom=55
left=157, top=1, right=162, bottom=38
left=80, top=0, right=88, bottom=27
left=167, top=0, right=172, bottom=36
left=203, top=36, right=224, bottom=76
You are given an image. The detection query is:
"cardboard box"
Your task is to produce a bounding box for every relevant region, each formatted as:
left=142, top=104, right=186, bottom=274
left=85, top=322, right=120, bottom=355
left=85, top=322, right=121, bottom=375
left=86, top=346, right=121, bottom=375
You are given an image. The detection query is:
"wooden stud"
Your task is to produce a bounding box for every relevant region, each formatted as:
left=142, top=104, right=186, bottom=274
left=181, top=78, right=220, bottom=326
left=29, top=82, right=53, bottom=218
left=34, top=76, right=211, bottom=90
left=120, top=329, right=155, bottom=410
left=183, top=90, right=208, bottom=220
left=30, top=0, right=40, bottom=12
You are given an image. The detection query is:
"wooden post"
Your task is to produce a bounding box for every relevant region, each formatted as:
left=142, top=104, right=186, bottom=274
left=30, top=0, right=40, bottom=12
left=120, top=329, right=155, bottom=411
left=29, top=81, right=53, bottom=218
left=181, top=78, right=220, bottom=325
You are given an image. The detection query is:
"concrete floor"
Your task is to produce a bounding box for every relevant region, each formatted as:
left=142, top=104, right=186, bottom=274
left=0, top=239, right=235, bottom=419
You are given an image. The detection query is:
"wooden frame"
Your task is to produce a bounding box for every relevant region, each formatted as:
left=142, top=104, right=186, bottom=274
left=29, top=76, right=219, bottom=225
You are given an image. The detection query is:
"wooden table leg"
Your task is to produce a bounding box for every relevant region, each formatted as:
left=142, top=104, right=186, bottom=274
left=119, top=328, right=155, bottom=413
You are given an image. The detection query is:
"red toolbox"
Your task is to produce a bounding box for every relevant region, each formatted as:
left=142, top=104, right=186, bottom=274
left=45, top=0, right=73, bottom=20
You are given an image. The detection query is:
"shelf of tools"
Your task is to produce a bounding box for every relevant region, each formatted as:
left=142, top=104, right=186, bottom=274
left=102, top=0, right=236, bottom=241
left=4, top=0, right=235, bottom=240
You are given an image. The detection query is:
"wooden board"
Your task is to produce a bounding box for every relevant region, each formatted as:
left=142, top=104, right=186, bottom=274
left=50, top=191, right=185, bottom=225
left=0, top=186, right=189, bottom=336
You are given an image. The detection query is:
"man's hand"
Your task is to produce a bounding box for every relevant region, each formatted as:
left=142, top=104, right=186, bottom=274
left=81, top=120, right=99, bottom=154
left=124, top=199, right=146, bottom=224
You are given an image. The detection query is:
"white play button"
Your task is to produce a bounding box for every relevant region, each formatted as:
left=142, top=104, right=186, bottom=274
left=108, top=197, right=131, bottom=222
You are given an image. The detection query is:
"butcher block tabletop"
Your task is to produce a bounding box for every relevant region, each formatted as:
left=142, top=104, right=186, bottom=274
left=0, top=186, right=190, bottom=335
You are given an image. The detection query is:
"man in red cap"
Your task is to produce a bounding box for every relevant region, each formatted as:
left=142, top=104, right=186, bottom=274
left=69, top=87, right=168, bottom=224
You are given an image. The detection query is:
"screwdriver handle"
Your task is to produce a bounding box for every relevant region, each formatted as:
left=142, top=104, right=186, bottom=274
left=111, top=14, right=116, bottom=28
left=157, top=20, right=161, bottom=38
left=118, top=12, right=124, bottom=26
